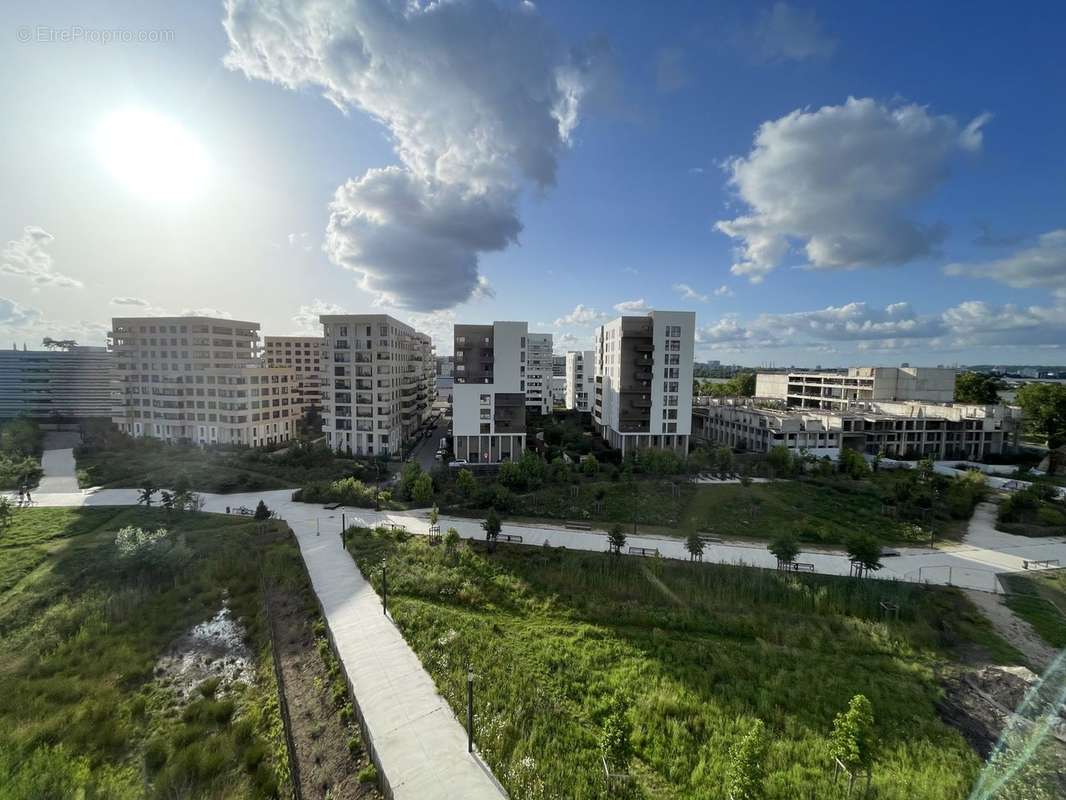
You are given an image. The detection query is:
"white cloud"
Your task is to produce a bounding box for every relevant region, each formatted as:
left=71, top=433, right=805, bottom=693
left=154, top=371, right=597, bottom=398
left=554, top=304, right=607, bottom=326
left=1, top=226, right=83, bottom=288
left=224, top=0, right=609, bottom=310
left=287, top=232, right=313, bottom=252
left=673, top=283, right=708, bottom=302
left=655, top=47, right=689, bottom=93
left=471, top=275, right=495, bottom=301
left=716, top=97, right=988, bottom=282
left=110, top=296, right=152, bottom=307
left=622, top=266, right=639, bottom=275
left=713, top=284, right=735, bottom=297
left=0, top=297, right=42, bottom=327
left=752, top=3, right=836, bottom=62
left=945, top=229, right=1066, bottom=296
left=181, top=307, right=233, bottom=319
left=614, top=298, right=649, bottom=313
left=292, top=299, right=345, bottom=335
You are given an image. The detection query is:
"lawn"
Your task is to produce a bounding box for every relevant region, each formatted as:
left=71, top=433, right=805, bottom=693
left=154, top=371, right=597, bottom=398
left=0, top=506, right=295, bottom=799
left=75, top=436, right=367, bottom=493
left=1000, top=569, right=1066, bottom=648
left=344, top=526, right=1018, bottom=800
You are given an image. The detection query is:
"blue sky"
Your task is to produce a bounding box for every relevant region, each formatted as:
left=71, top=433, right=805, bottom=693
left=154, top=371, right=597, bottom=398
left=1, top=1, right=1064, bottom=365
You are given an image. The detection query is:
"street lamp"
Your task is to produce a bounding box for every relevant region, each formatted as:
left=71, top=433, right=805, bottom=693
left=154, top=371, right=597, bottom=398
left=466, top=666, right=474, bottom=753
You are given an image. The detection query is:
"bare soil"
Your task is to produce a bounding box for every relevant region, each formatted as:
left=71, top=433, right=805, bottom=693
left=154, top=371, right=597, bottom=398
left=267, top=581, right=382, bottom=800
left=963, top=589, right=1056, bottom=672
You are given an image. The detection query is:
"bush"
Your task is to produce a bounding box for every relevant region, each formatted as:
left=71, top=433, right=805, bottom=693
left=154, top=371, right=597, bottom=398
left=356, top=763, right=379, bottom=784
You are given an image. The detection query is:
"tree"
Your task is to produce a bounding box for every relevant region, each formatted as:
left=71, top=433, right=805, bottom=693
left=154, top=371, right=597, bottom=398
left=481, top=508, right=502, bottom=550
left=399, top=461, right=424, bottom=500
left=715, top=447, right=734, bottom=477
left=846, top=534, right=883, bottom=577
left=160, top=491, right=175, bottom=514
left=137, top=483, right=157, bottom=507
left=444, top=527, right=461, bottom=550
left=830, top=694, right=876, bottom=788
left=727, top=718, right=768, bottom=800
left=838, top=448, right=870, bottom=479
left=607, top=523, right=627, bottom=555
left=768, top=533, right=800, bottom=568
left=685, top=531, right=705, bottom=561
left=766, top=446, right=794, bottom=477
left=580, top=454, right=600, bottom=477
left=456, top=468, right=477, bottom=499
left=254, top=500, right=271, bottom=521
left=412, top=472, right=434, bottom=506
left=917, top=457, right=935, bottom=482
left=1016, top=382, right=1066, bottom=448
left=428, top=504, right=440, bottom=527
left=0, top=496, right=12, bottom=537
left=599, top=694, right=632, bottom=772
left=955, top=371, right=1003, bottom=405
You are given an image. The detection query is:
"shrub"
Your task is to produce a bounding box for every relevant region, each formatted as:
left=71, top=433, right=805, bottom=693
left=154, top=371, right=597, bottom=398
left=356, top=763, right=379, bottom=784
left=727, top=719, right=768, bottom=800
left=599, top=694, right=632, bottom=771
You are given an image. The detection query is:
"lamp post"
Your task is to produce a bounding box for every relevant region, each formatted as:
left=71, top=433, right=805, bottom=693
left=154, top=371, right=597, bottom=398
left=382, top=561, right=387, bottom=615
left=466, top=666, right=474, bottom=753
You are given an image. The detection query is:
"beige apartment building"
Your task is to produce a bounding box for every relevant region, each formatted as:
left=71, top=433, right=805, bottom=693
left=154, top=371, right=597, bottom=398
left=264, top=335, right=323, bottom=414
left=110, top=316, right=298, bottom=447
left=319, top=314, right=435, bottom=457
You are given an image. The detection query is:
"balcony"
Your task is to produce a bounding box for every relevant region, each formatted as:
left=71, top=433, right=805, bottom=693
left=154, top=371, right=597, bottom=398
left=634, top=370, right=653, bottom=381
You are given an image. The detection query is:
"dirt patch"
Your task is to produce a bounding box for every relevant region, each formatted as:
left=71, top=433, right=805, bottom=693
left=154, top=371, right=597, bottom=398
left=266, top=581, right=381, bottom=800
left=963, top=589, right=1057, bottom=671
left=155, top=604, right=255, bottom=701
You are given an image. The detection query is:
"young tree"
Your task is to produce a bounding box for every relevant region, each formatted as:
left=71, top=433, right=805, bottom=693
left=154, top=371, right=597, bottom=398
left=456, top=468, right=477, bottom=499
left=830, top=694, right=876, bottom=788
left=428, top=503, right=440, bottom=527
left=137, top=483, right=157, bottom=507
left=955, top=371, right=1004, bottom=405
left=727, top=718, right=768, bottom=800
left=0, top=496, right=12, bottom=538
left=412, top=472, right=434, bottom=505
left=580, top=454, right=600, bottom=477
left=160, top=490, right=175, bottom=514
left=254, top=500, right=271, bottom=521
left=716, top=446, right=734, bottom=477
left=846, top=534, right=883, bottom=577
left=1016, top=382, right=1066, bottom=448
left=766, top=446, right=794, bottom=478
left=607, top=523, right=627, bottom=555
left=917, top=457, right=935, bottom=482
left=444, top=527, right=461, bottom=551
left=768, top=533, right=800, bottom=568
left=481, top=508, right=502, bottom=551
left=599, top=694, right=633, bottom=773
left=685, top=531, right=705, bottom=561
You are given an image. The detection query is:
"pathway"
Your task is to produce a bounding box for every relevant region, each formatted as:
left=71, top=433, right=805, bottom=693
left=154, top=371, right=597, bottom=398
left=36, top=431, right=82, bottom=494
left=963, top=589, right=1057, bottom=671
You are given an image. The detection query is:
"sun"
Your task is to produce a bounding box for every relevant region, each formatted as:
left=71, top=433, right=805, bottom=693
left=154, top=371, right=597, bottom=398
left=96, top=109, right=208, bottom=202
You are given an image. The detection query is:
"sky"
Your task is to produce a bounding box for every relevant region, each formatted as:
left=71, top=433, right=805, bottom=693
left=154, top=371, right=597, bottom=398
left=1, top=0, right=1064, bottom=366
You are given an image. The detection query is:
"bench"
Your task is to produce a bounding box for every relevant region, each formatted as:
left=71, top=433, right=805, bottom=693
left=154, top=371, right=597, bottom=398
left=564, top=521, right=592, bottom=530
left=788, top=562, right=815, bottom=573
left=324, top=502, right=343, bottom=510
left=498, top=533, right=524, bottom=544
left=1023, top=558, right=1060, bottom=570
left=386, top=522, right=407, bottom=533
left=628, top=546, right=659, bottom=557
left=698, top=534, right=722, bottom=545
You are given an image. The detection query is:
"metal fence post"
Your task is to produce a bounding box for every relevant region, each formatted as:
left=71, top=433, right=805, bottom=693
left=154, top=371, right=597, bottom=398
left=467, top=667, right=474, bottom=753
left=382, top=562, right=387, bottom=615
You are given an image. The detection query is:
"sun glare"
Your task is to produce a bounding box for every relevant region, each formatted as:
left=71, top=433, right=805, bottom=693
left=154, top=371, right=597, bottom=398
left=96, top=109, right=208, bottom=202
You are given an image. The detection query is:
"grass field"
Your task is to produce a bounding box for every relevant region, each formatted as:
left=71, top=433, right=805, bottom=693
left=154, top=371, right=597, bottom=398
left=1000, top=569, right=1066, bottom=648
left=344, top=527, right=1018, bottom=800
left=0, top=506, right=294, bottom=799
left=474, top=471, right=969, bottom=544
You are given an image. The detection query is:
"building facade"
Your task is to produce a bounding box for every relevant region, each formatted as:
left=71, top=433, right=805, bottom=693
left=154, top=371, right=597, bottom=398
left=452, top=321, right=527, bottom=463
left=552, top=354, right=567, bottom=378
left=264, top=335, right=323, bottom=414
left=319, top=315, right=435, bottom=456
left=692, top=397, right=1021, bottom=460
left=0, top=346, right=113, bottom=420
left=110, top=316, right=298, bottom=446
left=593, top=311, right=695, bottom=454
left=525, top=332, right=553, bottom=416
left=564, top=350, right=595, bottom=412
left=755, top=366, right=956, bottom=411
left=550, top=375, right=566, bottom=408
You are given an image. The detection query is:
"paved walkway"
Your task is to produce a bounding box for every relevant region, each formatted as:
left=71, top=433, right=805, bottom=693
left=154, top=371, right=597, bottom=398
left=35, top=431, right=82, bottom=494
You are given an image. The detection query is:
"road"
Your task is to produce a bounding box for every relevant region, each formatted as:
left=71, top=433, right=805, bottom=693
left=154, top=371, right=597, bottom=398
left=406, top=413, right=450, bottom=472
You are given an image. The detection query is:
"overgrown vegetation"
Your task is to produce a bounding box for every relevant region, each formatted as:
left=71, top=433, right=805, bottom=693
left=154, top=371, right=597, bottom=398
left=996, top=483, right=1066, bottom=536
left=0, top=417, right=43, bottom=490
left=1000, top=569, right=1066, bottom=648
left=344, top=525, right=1019, bottom=799
left=0, top=506, right=295, bottom=798
left=76, top=422, right=367, bottom=492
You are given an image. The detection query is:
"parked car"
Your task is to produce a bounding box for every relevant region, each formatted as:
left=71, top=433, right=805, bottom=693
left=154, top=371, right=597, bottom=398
left=449, top=459, right=468, bottom=467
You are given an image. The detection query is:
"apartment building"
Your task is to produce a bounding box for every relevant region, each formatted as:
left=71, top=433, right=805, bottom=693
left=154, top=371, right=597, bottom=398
left=264, top=335, right=323, bottom=414
left=319, top=315, right=435, bottom=456
left=525, top=332, right=553, bottom=416
left=452, top=321, right=527, bottom=463
left=0, top=345, right=113, bottom=420
left=755, top=366, right=956, bottom=410
left=593, top=311, right=695, bottom=454
left=564, top=350, right=595, bottom=412
left=552, top=355, right=567, bottom=378
left=110, top=316, right=298, bottom=446
left=692, top=397, right=1021, bottom=460
left=550, top=375, right=566, bottom=408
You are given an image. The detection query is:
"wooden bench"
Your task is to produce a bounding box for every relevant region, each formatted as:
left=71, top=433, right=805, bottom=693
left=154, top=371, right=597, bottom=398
left=628, top=546, right=659, bottom=557
left=787, top=562, right=815, bottom=573
left=564, top=521, right=592, bottom=530
left=498, top=533, right=524, bottom=544
left=1023, top=558, right=1060, bottom=570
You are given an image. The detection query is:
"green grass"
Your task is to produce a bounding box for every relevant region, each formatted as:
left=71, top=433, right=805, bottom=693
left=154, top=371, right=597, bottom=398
left=0, top=506, right=297, bottom=799
left=1000, top=569, right=1066, bottom=648
left=345, top=527, right=1018, bottom=800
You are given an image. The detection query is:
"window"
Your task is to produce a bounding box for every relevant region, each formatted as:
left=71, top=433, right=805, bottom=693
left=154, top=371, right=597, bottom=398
left=480, top=394, right=490, bottom=404
left=480, top=408, right=491, bottom=419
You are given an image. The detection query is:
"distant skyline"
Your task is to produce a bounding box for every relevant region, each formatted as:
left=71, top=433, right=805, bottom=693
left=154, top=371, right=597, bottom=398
left=2, top=1, right=1064, bottom=365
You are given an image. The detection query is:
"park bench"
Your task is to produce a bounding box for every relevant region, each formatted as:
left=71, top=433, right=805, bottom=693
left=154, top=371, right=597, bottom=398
left=698, top=534, right=722, bottom=544
left=498, top=533, right=524, bottom=543
left=628, top=546, right=659, bottom=557
left=386, top=522, right=407, bottom=533
left=1023, top=558, right=1060, bottom=570
left=324, top=502, right=343, bottom=510
left=564, top=521, right=592, bottom=530
left=789, top=562, right=815, bottom=572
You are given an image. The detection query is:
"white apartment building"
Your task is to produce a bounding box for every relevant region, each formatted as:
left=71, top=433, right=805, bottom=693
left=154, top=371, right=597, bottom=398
left=564, top=350, right=595, bottom=412
left=452, top=321, right=527, bottom=463
left=525, top=332, right=553, bottom=415
left=593, top=311, right=695, bottom=454
left=0, top=346, right=113, bottom=420
left=550, top=375, right=566, bottom=408
left=319, top=315, right=435, bottom=457
left=264, top=335, right=323, bottom=414
left=755, top=366, right=956, bottom=410
left=692, top=397, right=1021, bottom=460
left=552, top=355, right=567, bottom=378
left=110, top=316, right=298, bottom=447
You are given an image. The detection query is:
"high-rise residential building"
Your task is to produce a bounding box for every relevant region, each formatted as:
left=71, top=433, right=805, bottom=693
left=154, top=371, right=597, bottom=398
left=110, top=316, right=298, bottom=446
left=0, top=345, right=113, bottom=420
left=264, top=335, right=323, bottom=414
left=452, top=321, right=527, bottom=463
left=550, top=375, right=566, bottom=408
left=755, top=367, right=957, bottom=411
left=564, top=350, right=595, bottom=413
left=525, top=332, right=553, bottom=416
left=436, top=355, right=454, bottom=377
left=319, top=314, right=435, bottom=456
left=552, top=354, right=567, bottom=377
left=593, top=311, right=695, bottom=454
